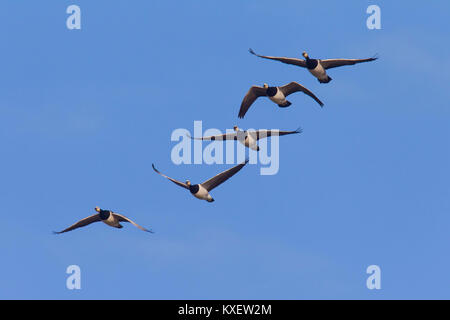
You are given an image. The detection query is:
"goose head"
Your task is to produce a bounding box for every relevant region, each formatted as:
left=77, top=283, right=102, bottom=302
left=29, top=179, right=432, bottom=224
left=95, top=206, right=101, bottom=212
left=263, top=83, right=269, bottom=89
left=302, top=51, right=309, bottom=59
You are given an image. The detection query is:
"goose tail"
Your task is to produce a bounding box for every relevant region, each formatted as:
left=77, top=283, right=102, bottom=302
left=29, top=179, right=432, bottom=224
left=319, top=76, right=332, bottom=83
left=278, top=101, right=291, bottom=108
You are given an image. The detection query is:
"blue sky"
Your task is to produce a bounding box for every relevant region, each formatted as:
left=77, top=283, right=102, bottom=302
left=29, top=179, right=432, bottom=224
left=0, top=1, right=449, bottom=299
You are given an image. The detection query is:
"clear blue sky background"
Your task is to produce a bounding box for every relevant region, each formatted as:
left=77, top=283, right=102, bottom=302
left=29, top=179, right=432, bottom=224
left=0, top=1, right=449, bottom=299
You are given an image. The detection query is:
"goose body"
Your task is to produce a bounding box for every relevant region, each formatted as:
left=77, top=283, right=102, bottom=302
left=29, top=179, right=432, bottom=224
left=152, top=160, right=248, bottom=202
left=190, top=184, right=213, bottom=201
left=243, top=133, right=258, bottom=151
left=188, top=126, right=302, bottom=151
left=100, top=209, right=122, bottom=228
left=303, top=52, right=331, bottom=83
left=306, top=59, right=328, bottom=82
left=238, top=82, right=323, bottom=118
left=249, top=48, right=377, bottom=83
left=267, top=87, right=287, bottom=105
left=54, top=207, right=153, bottom=234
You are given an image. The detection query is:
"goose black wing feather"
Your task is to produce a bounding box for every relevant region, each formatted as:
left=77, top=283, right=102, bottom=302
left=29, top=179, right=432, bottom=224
left=238, top=86, right=267, bottom=119
left=249, top=48, right=307, bottom=68
left=255, top=127, right=302, bottom=140
left=53, top=214, right=101, bottom=234
left=320, top=57, right=378, bottom=70
left=279, top=82, right=324, bottom=107
left=186, top=132, right=237, bottom=141
left=114, top=213, right=154, bottom=233
left=152, top=164, right=189, bottom=190
left=201, top=160, right=249, bottom=192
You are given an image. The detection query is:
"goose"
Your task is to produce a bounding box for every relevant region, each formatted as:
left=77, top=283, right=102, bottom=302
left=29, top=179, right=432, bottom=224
left=249, top=48, right=378, bottom=83
left=188, top=126, right=302, bottom=151
left=53, top=207, right=153, bottom=234
left=152, top=160, right=248, bottom=202
left=238, top=82, right=323, bottom=118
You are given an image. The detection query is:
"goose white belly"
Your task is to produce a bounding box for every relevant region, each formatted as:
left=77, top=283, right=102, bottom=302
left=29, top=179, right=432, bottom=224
left=243, top=134, right=258, bottom=150
left=194, top=184, right=213, bottom=201
left=268, top=89, right=286, bottom=104
left=309, top=62, right=327, bottom=80
left=102, top=214, right=119, bottom=227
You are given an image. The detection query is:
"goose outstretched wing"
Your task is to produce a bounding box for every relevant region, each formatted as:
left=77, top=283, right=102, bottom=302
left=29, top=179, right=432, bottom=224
left=254, top=127, right=302, bottom=140
left=114, top=213, right=153, bottom=233
left=320, top=57, right=378, bottom=70
left=53, top=214, right=101, bottom=234
left=238, top=86, right=267, bottom=119
left=249, top=48, right=306, bottom=68
left=152, top=164, right=189, bottom=190
left=201, top=160, right=249, bottom=192
left=279, top=82, right=324, bottom=107
left=187, top=132, right=238, bottom=141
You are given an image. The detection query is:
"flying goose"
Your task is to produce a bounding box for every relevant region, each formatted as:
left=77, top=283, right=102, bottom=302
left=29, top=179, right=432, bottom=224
left=249, top=48, right=378, bottom=83
left=152, top=160, right=248, bottom=202
left=53, top=207, right=153, bottom=234
left=188, top=126, right=302, bottom=151
left=238, top=82, right=323, bottom=118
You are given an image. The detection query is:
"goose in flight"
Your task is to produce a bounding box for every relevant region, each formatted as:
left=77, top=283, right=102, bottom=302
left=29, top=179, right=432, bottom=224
left=238, top=82, right=323, bottom=118
left=188, top=126, right=302, bottom=151
left=249, top=48, right=378, bottom=83
left=53, top=207, right=153, bottom=234
left=152, top=160, right=248, bottom=202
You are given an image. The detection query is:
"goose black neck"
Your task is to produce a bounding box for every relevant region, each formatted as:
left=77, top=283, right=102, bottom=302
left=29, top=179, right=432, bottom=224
left=305, top=57, right=318, bottom=69
left=189, top=184, right=200, bottom=194
left=266, top=87, right=277, bottom=97
left=99, top=209, right=111, bottom=220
